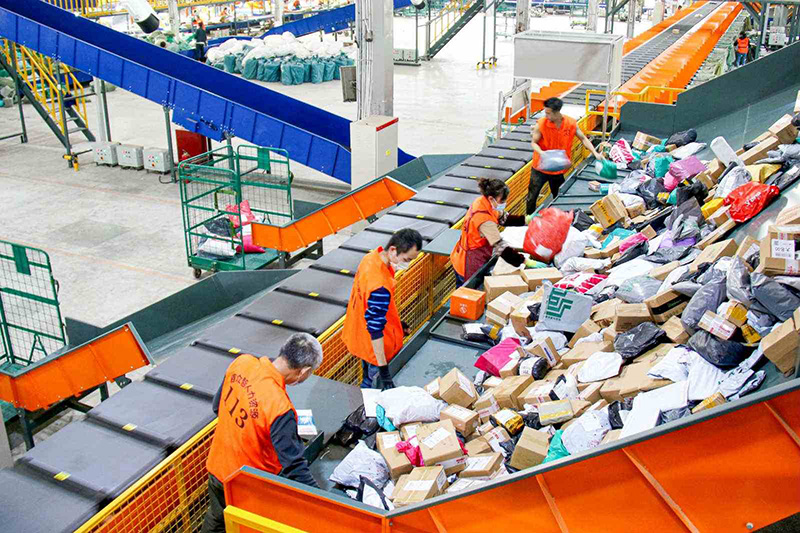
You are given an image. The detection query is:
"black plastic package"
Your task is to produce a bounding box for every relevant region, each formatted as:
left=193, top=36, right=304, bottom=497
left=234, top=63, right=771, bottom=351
left=647, top=244, right=692, bottom=264
left=572, top=209, right=595, bottom=231
left=608, top=399, right=634, bottom=429
left=614, top=322, right=668, bottom=360
left=657, top=406, right=692, bottom=426
left=333, top=405, right=379, bottom=447
left=687, top=331, right=752, bottom=369
left=666, top=128, right=697, bottom=148
left=614, top=240, right=649, bottom=266
left=637, top=178, right=668, bottom=209
left=751, top=272, right=800, bottom=322
left=681, top=280, right=726, bottom=332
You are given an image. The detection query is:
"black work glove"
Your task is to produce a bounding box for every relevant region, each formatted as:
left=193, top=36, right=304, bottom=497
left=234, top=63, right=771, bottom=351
left=378, top=365, right=395, bottom=390
left=401, top=321, right=411, bottom=336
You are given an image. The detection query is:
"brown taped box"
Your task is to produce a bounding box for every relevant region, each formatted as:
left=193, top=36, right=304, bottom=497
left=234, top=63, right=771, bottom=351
left=601, top=429, right=622, bottom=445
left=460, top=453, right=504, bottom=479
left=691, top=392, right=727, bottom=414
left=416, top=420, right=466, bottom=475
left=440, top=405, right=480, bottom=437
left=698, top=311, right=736, bottom=340
left=585, top=247, right=605, bottom=259
left=521, top=268, right=563, bottom=291
left=649, top=261, right=680, bottom=281
left=483, top=275, right=528, bottom=303
left=690, top=238, right=738, bottom=273
left=465, top=436, right=492, bottom=457
left=626, top=202, right=646, bottom=218
left=524, top=336, right=560, bottom=367
left=696, top=170, right=715, bottom=189
left=439, top=368, right=478, bottom=408
left=493, top=375, right=533, bottom=409
left=393, top=466, right=447, bottom=507
left=539, top=399, right=574, bottom=425
left=482, top=376, right=503, bottom=390
left=570, top=399, right=592, bottom=417
left=632, top=343, right=676, bottom=364
left=760, top=225, right=800, bottom=276
left=776, top=205, right=800, bottom=226
left=492, top=256, right=524, bottom=277
left=484, top=427, right=512, bottom=453
left=519, top=380, right=555, bottom=407
left=761, top=317, right=800, bottom=374
left=510, top=427, right=550, bottom=470
left=645, top=290, right=689, bottom=324
left=592, top=298, right=622, bottom=327
left=707, top=159, right=725, bottom=180
left=696, top=219, right=736, bottom=250
left=618, top=361, right=671, bottom=397
left=510, top=303, right=533, bottom=335
left=661, top=316, right=690, bottom=343
left=476, top=421, right=494, bottom=436
left=569, top=319, right=601, bottom=348
left=486, top=291, right=524, bottom=327
left=741, top=136, right=781, bottom=165
left=498, top=358, right=520, bottom=378
left=578, top=382, right=603, bottom=404
left=588, top=399, right=610, bottom=412
left=633, top=132, right=662, bottom=151
left=376, top=432, right=413, bottom=479
left=588, top=180, right=603, bottom=192
left=769, top=114, right=800, bottom=145
left=400, top=423, right=422, bottom=441
left=603, top=327, right=618, bottom=343
left=543, top=368, right=568, bottom=382
left=735, top=236, right=760, bottom=260
left=591, top=194, right=628, bottom=229
left=720, top=301, right=749, bottom=327
left=613, top=303, right=652, bottom=332
left=424, top=378, right=441, bottom=400
left=473, top=390, right=500, bottom=422
left=709, top=205, right=731, bottom=227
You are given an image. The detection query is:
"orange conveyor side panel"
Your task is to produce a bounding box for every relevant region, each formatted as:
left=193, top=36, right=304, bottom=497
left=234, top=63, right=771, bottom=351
left=251, top=177, right=418, bottom=253
left=0, top=323, right=151, bottom=411
left=224, top=384, right=800, bottom=533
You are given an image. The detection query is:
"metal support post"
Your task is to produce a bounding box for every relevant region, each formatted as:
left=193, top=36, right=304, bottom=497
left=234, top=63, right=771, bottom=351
left=273, top=0, right=284, bottom=28
left=167, top=0, right=180, bottom=34
left=627, top=0, right=636, bottom=38
left=93, top=78, right=109, bottom=142
left=0, top=417, right=13, bottom=469
left=355, top=0, right=394, bottom=118
left=756, top=1, right=768, bottom=59
left=233, top=2, right=237, bottom=35
left=163, top=106, right=177, bottom=182
left=515, top=0, right=530, bottom=33
left=8, top=42, right=27, bottom=144
left=427, top=3, right=432, bottom=57
left=415, top=9, right=419, bottom=62
left=588, top=0, right=598, bottom=32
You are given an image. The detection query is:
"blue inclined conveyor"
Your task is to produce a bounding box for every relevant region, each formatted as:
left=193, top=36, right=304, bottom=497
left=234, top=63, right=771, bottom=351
left=0, top=0, right=414, bottom=183
left=262, top=0, right=412, bottom=38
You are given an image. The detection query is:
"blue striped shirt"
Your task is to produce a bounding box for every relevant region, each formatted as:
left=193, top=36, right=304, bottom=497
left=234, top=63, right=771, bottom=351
left=365, top=287, right=391, bottom=339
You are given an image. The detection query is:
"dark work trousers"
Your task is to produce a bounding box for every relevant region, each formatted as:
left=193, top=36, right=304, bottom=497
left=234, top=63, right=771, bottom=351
left=196, top=43, right=207, bottom=62
left=200, top=474, right=225, bottom=533
left=527, top=169, right=565, bottom=215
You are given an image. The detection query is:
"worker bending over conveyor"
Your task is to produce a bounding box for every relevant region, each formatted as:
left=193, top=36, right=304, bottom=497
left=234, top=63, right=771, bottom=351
left=451, top=178, right=538, bottom=285
left=201, top=333, right=323, bottom=533
left=343, top=229, right=423, bottom=390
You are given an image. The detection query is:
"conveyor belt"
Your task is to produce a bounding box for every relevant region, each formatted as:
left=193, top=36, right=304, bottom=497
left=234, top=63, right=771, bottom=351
left=145, top=345, right=237, bottom=399
left=340, top=228, right=400, bottom=252
left=309, top=247, right=365, bottom=276
left=427, top=175, right=483, bottom=193
left=389, top=199, right=468, bottom=225
left=410, top=187, right=481, bottom=208
left=365, top=214, right=452, bottom=242
left=275, top=268, right=354, bottom=306
left=199, top=317, right=295, bottom=357
left=240, top=292, right=347, bottom=337
left=462, top=155, right=527, bottom=173
left=479, top=147, right=534, bottom=161
left=447, top=165, right=515, bottom=180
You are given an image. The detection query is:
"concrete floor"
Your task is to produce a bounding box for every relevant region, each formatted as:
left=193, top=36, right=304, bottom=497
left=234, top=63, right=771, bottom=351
left=0, top=12, right=654, bottom=452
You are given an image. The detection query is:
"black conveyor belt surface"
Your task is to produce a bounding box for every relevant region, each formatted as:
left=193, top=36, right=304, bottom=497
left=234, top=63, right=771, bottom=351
left=366, top=214, right=451, bottom=242
left=428, top=175, right=483, bottom=193
left=462, top=155, right=526, bottom=173
left=276, top=268, right=354, bottom=306
left=200, top=316, right=295, bottom=356
left=145, top=344, right=237, bottom=398
left=309, top=247, right=365, bottom=275
left=389, top=199, right=467, bottom=225
left=447, top=166, right=514, bottom=180
left=479, top=147, right=533, bottom=161
left=242, top=291, right=347, bottom=336
left=411, top=187, right=481, bottom=208
left=339, top=229, right=396, bottom=252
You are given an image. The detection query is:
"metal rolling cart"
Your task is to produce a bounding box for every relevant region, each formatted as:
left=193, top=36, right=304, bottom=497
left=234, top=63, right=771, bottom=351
left=178, top=144, right=295, bottom=279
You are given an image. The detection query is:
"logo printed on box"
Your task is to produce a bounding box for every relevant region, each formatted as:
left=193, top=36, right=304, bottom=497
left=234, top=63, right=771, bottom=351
left=545, top=288, right=574, bottom=319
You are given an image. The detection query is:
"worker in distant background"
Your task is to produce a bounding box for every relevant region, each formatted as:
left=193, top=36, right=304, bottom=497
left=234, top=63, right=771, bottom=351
left=343, top=229, right=423, bottom=389
left=201, top=333, right=322, bottom=533
left=735, top=32, right=750, bottom=67
left=194, top=20, right=208, bottom=62
left=451, top=178, right=539, bottom=286
left=219, top=7, right=230, bottom=22
left=527, top=97, right=604, bottom=214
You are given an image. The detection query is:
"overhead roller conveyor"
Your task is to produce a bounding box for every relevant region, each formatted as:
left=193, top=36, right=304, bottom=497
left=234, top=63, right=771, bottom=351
left=366, top=214, right=452, bottom=242
left=275, top=268, right=355, bottom=307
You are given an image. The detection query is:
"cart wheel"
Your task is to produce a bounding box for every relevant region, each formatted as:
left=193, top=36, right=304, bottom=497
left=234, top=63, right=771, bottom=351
left=193, top=268, right=203, bottom=279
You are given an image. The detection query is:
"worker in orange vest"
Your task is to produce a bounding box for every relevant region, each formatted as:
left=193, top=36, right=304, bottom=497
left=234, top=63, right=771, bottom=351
left=342, top=229, right=423, bottom=389
left=451, top=178, right=538, bottom=285
left=201, top=333, right=323, bottom=533
left=527, top=97, right=604, bottom=214
left=735, top=32, right=750, bottom=67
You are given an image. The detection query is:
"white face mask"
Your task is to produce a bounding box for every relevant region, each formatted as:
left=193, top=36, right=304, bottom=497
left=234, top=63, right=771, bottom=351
left=495, top=202, right=506, bottom=212
left=394, top=260, right=410, bottom=271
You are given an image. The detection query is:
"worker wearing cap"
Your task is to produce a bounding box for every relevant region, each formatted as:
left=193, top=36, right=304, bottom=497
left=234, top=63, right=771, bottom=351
left=343, top=229, right=423, bottom=389
left=451, top=177, right=537, bottom=286
left=201, top=333, right=323, bottom=533
left=735, top=32, right=750, bottom=67
left=527, top=97, right=603, bottom=214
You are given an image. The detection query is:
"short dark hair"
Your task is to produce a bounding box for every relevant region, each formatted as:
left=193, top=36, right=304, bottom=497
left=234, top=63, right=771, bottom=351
left=279, top=333, right=323, bottom=370
left=544, top=97, right=563, bottom=112
left=387, top=228, right=423, bottom=254
left=477, top=177, right=509, bottom=202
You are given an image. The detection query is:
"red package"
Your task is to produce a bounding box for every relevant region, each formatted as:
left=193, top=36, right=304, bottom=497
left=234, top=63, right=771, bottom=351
left=396, top=437, right=424, bottom=467
left=236, top=234, right=266, bottom=254
left=555, top=272, right=608, bottom=294
left=226, top=200, right=257, bottom=228
left=474, top=338, right=521, bottom=377
left=523, top=208, right=573, bottom=263
left=724, top=182, right=780, bottom=223
left=609, top=139, right=634, bottom=164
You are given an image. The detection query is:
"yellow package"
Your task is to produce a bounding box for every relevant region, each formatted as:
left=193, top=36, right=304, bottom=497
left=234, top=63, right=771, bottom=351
left=701, top=198, right=724, bottom=220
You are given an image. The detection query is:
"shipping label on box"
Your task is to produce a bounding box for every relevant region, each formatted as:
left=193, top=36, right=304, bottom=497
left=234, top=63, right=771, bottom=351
left=591, top=194, right=628, bottom=229
left=760, top=225, right=800, bottom=276
left=460, top=453, right=504, bottom=479
left=377, top=432, right=414, bottom=479
left=510, top=427, right=550, bottom=470
left=474, top=391, right=500, bottom=421
left=440, top=404, right=480, bottom=437
left=525, top=336, right=560, bottom=367
left=424, top=378, right=441, bottom=400
left=393, top=466, right=447, bottom=506
left=520, top=381, right=556, bottom=407
left=400, top=423, right=421, bottom=441
left=698, top=311, right=736, bottom=340
left=416, top=420, right=466, bottom=475
left=484, top=427, right=512, bottom=454
left=439, top=368, right=478, bottom=407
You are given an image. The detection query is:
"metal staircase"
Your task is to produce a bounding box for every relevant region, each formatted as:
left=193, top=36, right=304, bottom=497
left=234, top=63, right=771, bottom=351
left=426, top=0, right=483, bottom=59
left=0, top=40, right=95, bottom=169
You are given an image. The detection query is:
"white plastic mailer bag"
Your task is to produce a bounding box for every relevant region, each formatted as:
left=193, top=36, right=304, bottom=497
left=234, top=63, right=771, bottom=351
left=578, top=351, right=623, bottom=383
left=561, top=410, right=612, bottom=454
left=376, top=386, right=447, bottom=426
left=553, top=227, right=589, bottom=269
left=538, top=281, right=593, bottom=333
left=330, top=441, right=390, bottom=489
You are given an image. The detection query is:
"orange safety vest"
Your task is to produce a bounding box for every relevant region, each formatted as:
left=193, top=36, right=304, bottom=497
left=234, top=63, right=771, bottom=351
left=206, top=355, right=295, bottom=482
left=532, top=115, right=578, bottom=175
left=737, top=37, right=750, bottom=54
left=450, top=196, right=499, bottom=279
left=342, top=248, right=404, bottom=365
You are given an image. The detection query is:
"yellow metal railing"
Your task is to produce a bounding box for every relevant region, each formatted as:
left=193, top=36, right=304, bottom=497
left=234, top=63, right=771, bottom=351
left=225, top=506, right=308, bottom=533
left=429, top=0, right=474, bottom=43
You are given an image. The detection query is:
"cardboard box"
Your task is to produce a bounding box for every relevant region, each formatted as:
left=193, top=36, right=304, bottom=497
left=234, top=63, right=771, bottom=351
left=473, top=390, right=500, bottom=422
left=510, top=303, right=533, bottom=335
left=661, top=315, right=690, bottom=343
left=691, top=392, right=727, bottom=414
left=483, top=275, right=528, bottom=302
left=400, top=423, right=421, bottom=441
left=520, top=380, right=556, bottom=407
left=626, top=202, right=646, bottom=218
left=482, top=376, right=503, bottom=390
left=585, top=247, right=605, bottom=260
left=570, top=399, right=592, bottom=417
left=601, top=429, right=622, bottom=445
left=695, top=169, right=715, bottom=190
left=741, top=136, right=781, bottom=165
left=510, top=427, right=550, bottom=470
left=476, top=421, right=494, bottom=436
left=521, top=267, right=563, bottom=291
left=592, top=298, right=622, bottom=327
left=633, top=131, right=662, bottom=151
left=690, top=238, right=738, bottom=273
left=569, top=319, right=601, bottom=348
left=645, top=290, right=689, bottom=324
left=795, top=89, right=800, bottom=113
left=525, top=337, right=560, bottom=367
left=376, top=432, right=413, bottom=479
left=759, top=225, right=800, bottom=276
left=449, top=287, right=486, bottom=321
left=460, top=453, right=504, bottom=479
left=617, top=361, right=671, bottom=397
left=695, top=219, right=736, bottom=250
left=776, top=204, right=800, bottom=226
left=698, top=311, right=736, bottom=340
left=649, top=261, right=680, bottom=281
left=439, top=368, right=478, bottom=408
left=591, top=194, right=628, bottom=229
left=490, top=408, right=524, bottom=436
left=424, top=378, right=441, bottom=400
left=665, top=143, right=678, bottom=152
left=492, top=256, right=524, bottom=277
left=498, top=357, right=520, bottom=378
left=440, top=405, right=480, bottom=437
left=561, top=340, right=613, bottom=367
left=539, top=399, right=574, bottom=425
left=392, top=466, right=447, bottom=507
left=588, top=180, right=603, bottom=192
left=735, top=236, right=760, bottom=261
left=588, top=399, right=610, bottom=412
left=484, top=427, right=512, bottom=453
left=708, top=205, right=731, bottom=227
left=486, top=291, right=524, bottom=327
left=465, top=436, right=492, bottom=456
left=706, top=159, right=724, bottom=180
left=613, top=303, right=652, bottom=332
left=741, top=324, right=762, bottom=344
left=493, top=375, right=533, bottom=409
left=768, top=114, right=799, bottom=144
left=761, top=318, right=800, bottom=374
left=719, top=301, right=748, bottom=328
left=578, top=381, right=603, bottom=404
left=416, top=420, right=467, bottom=475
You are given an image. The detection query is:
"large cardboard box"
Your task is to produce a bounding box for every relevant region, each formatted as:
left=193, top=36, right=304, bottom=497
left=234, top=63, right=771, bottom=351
left=690, top=238, right=738, bottom=273
left=592, top=298, right=622, bottom=327
left=561, top=340, right=613, bottom=367
left=613, top=303, right=652, bottom=332
left=578, top=381, right=603, bottom=404
left=440, top=405, right=480, bottom=437
left=633, top=131, right=662, bottom=151
left=570, top=399, right=592, bottom=417
left=393, top=466, right=447, bottom=507
left=524, top=336, right=560, bottom=367
left=740, top=136, right=781, bottom=165
left=645, top=290, right=689, bottom=324
left=661, top=315, right=690, bottom=343
left=649, top=261, right=680, bottom=281
left=539, top=399, right=574, bottom=425
left=416, top=420, right=467, bottom=475
left=695, top=219, right=736, bottom=250
left=761, top=318, right=800, bottom=374
left=510, top=302, right=533, bottom=335
left=698, top=311, right=736, bottom=340
left=759, top=225, right=800, bottom=276
left=460, top=453, right=504, bottom=479
left=473, top=390, right=500, bottom=422
left=568, top=319, right=601, bottom=348
left=591, top=194, right=628, bottom=229
left=769, top=114, right=799, bottom=144
left=735, top=235, right=760, bottom=260
left=498, top=357, right=520, bottom=378
left=493, top=375, right=533, bottom=409
left=486, top=291, right=524, bottom=327
left=521, top=268, right=563, bottom=291
left=484, top=275, right=528, bottom=302
left=519, top=380, right=555, bottom=408
left=450, top=287, right=486, bottom=321
left=376, top=432, right=413, bottom=479
left=510, top=427, right=550, bottom=470
left=439, top=368, right=478, bottom=408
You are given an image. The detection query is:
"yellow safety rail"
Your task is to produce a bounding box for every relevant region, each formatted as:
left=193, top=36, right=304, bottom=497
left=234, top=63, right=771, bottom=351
left=429, top=0, right=475, bottom=43
left=225, top=506, right=308, bottom=533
